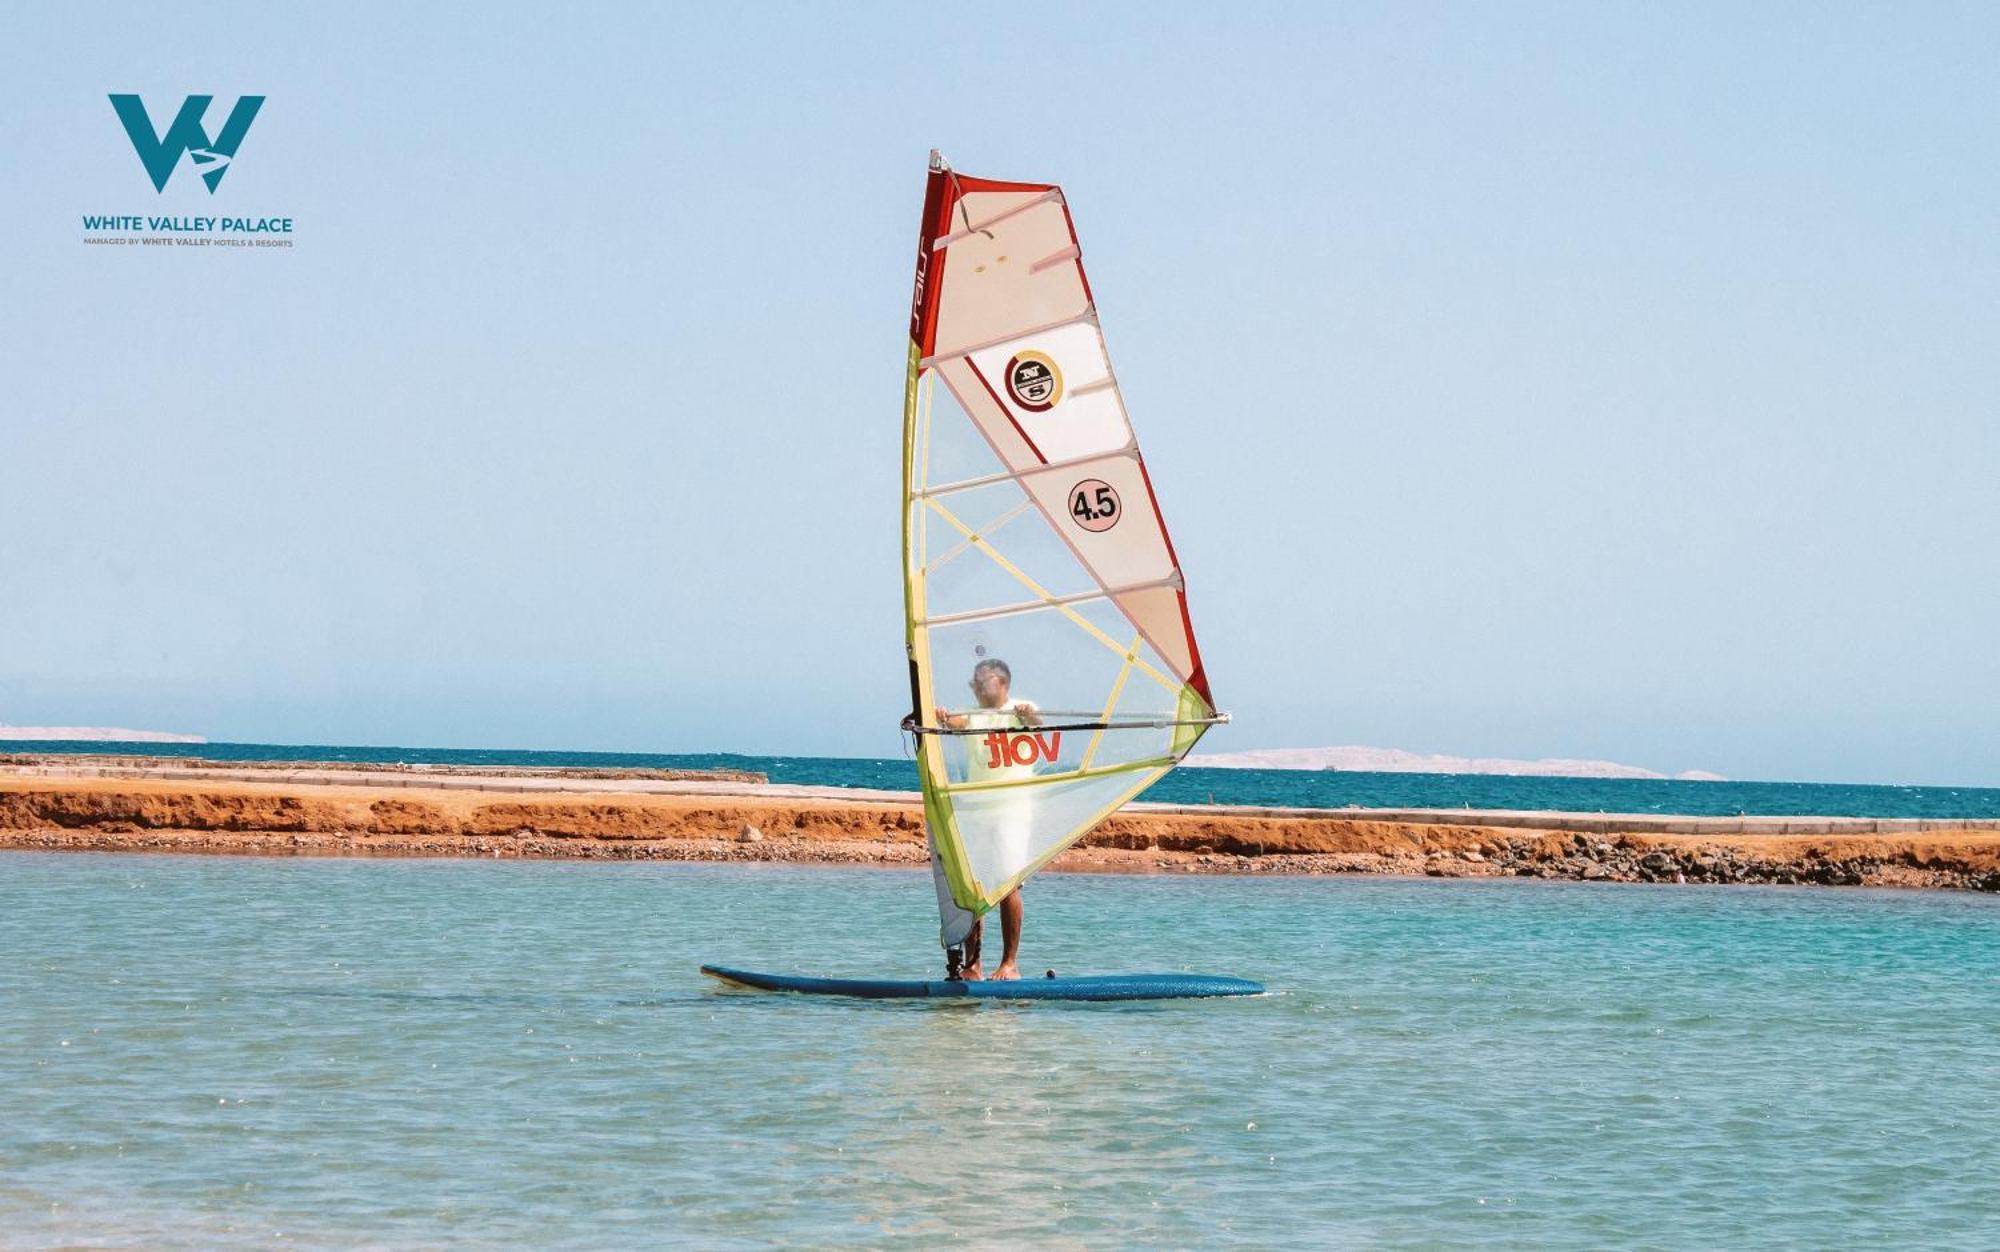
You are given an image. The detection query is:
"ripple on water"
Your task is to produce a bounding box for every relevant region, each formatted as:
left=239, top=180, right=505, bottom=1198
left=0, top=855, right=1995, bottom=1247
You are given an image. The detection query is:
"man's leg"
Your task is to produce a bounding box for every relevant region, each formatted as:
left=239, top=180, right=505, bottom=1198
left=993, top=889, right=1023, bottom=980
left=959, top=916, right=984, bottom=980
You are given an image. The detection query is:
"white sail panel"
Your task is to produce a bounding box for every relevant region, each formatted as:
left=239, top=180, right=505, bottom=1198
left=963, top=323, right=1131, bottom=463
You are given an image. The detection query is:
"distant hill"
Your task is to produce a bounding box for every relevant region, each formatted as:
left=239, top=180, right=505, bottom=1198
left=1185, top=744, right=1725, bottom=781
left=0, top=725, right=205, bottom=744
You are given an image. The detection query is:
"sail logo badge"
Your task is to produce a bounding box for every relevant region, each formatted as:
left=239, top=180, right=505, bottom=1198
left=1068, top=479, right=1121, bottom=533
left=982, top=730, right=1063, bottom=769
left=1004, top=350, right=1063, bottom=412
left=110, top=94, right=265, bottom=193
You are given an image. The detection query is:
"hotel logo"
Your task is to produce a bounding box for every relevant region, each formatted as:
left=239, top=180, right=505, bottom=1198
left=110, top=94, right=265, bottom=193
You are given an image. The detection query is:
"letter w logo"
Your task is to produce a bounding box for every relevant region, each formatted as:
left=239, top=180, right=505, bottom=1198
left=110, top=94, right=264, bottom=193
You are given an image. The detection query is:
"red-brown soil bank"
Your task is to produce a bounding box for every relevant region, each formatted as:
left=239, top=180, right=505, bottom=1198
left=4, top=771, right=1999, bottom=892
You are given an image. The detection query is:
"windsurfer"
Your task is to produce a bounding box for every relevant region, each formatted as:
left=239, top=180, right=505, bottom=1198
left=934, top=657, right=1039, bottom=980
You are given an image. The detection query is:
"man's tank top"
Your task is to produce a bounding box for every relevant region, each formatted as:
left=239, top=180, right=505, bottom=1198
left=961, top=699, right=1040, bottom=784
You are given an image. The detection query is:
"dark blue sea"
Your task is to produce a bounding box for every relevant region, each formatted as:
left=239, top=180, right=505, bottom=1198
left=8, top=739, right=2000, bottom=818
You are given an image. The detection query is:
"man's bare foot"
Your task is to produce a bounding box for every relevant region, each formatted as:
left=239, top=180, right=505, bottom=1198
left=993, top=962, right=1020, bottom=981
left=961, top=964, right=984, bottom=981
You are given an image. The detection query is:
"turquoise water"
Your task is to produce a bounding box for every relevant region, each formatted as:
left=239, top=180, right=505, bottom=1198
left=2, top=853, right=1995, bottom=1247
left=12, top=739, right=2000, bottom=817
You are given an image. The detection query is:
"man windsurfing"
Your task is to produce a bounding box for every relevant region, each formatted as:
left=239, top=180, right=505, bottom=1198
left=933, top=657, right=1037, bottom=980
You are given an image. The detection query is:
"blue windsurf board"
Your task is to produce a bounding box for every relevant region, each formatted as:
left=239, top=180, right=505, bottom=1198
left=700, top=965, right=1262, bottom=1001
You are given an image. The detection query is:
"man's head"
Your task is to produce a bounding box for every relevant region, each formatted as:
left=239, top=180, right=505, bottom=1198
left=969, top=658, right=1011, bottom=708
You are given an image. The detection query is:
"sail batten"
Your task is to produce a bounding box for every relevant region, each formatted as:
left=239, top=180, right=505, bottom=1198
left=920, top=311, right=1099, bottom=369
left=924, top=445, right=1140, bottom=499
left=933, top=189, right=1065, bottom=249
left=919, top=575, right=1185, bottom=629
left=903, top=153, right=1219, bottom=944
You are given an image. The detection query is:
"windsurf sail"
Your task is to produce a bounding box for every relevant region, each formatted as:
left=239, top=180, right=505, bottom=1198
left=901, top=151, right=1225, bottom=951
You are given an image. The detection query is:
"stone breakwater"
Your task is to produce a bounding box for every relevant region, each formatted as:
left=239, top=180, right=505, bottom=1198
left=2, top=768, right=1998, bottom=892
left=1426, top=831, right=2000, bottom=890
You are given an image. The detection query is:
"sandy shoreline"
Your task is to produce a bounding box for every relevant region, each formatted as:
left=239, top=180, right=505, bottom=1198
left=4, top=763, right=1999, bottom=892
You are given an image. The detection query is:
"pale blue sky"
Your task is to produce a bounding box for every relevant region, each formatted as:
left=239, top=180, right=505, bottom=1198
left=3, top=3, right=1995, bottom=784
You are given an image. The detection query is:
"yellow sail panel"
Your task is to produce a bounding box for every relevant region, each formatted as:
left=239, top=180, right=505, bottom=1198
left=902, top=152, right=1218, bottom=937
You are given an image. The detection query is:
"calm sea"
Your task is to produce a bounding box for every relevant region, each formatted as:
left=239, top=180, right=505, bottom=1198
left=1, top=854, right=1994, bottom=1247
left=9, top=739, right=2000, bottom=818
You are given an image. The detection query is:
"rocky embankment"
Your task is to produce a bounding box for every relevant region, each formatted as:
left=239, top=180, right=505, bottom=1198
left=2, top=771, right=1998, bottom=892
left=1417, top=830, right=2000, bottom=891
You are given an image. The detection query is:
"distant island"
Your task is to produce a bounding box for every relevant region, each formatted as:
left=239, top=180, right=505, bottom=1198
left=1186, top=744, right=1725, bottom=781
left=0, top=725, right=205, bottom=744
